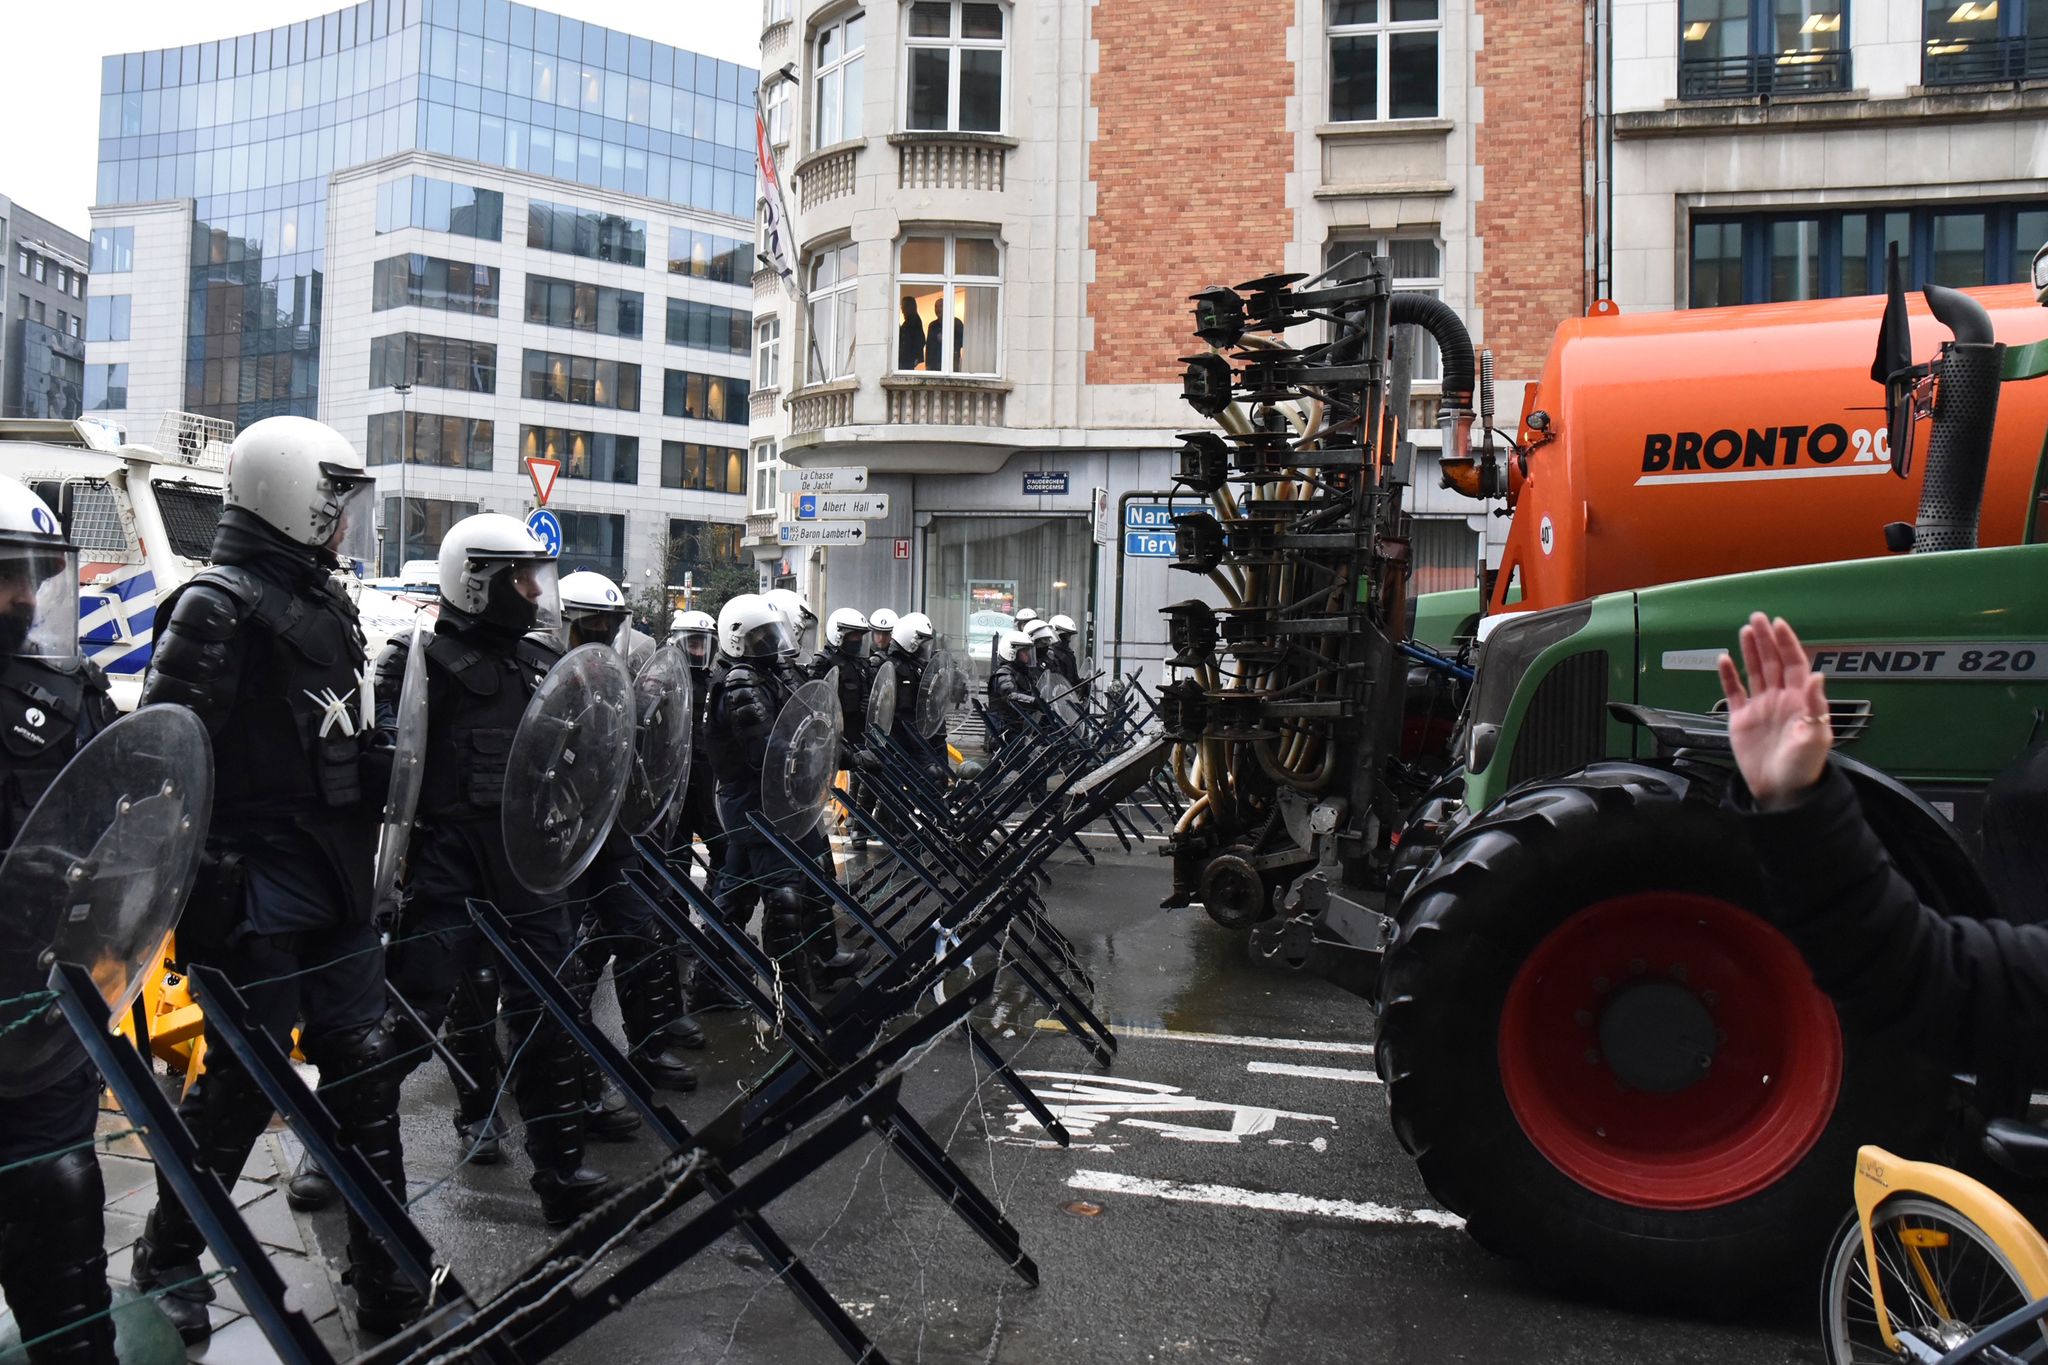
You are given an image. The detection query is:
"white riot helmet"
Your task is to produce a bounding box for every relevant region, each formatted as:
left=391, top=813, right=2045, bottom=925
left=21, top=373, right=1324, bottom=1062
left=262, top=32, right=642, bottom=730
left=719, top=593, right=795, bottom=661
left=1049, top=614, right=1078, bottom=640
left=825, top=606, right=870, bottom=657
left=869, top=608, right=899, bottom=633
left=996, top=629, right=1035, bottom=667
left=223, top=416, right=377, bottom=569
left=1013, top=608, right=1039, bottom=627
left=764, top=587, right=818, bottom=647
left=560, top=569, right=631, bottom=650
left=1025, top=619, right=1056, bottom=647
left=0, top=475, right=79, bottom=660
left=892, top=612, right=934, bottom=657
left=671, top=609, right=716, bottom=671
left=437, top=513, right=561, bottom=639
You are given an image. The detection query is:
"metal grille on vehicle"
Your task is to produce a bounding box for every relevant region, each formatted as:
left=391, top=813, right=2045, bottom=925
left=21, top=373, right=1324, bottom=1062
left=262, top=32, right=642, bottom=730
left=1506, top=650, right=1610, bottom=790
left=154, top=482, right=225, bottom=561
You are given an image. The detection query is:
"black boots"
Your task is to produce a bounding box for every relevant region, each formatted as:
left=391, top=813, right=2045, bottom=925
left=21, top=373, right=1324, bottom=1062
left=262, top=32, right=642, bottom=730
left=1, top=1150, right=119, bottom=1363
left=285, top=1150, right=337, bottom=1210
left=129, top=1211, right=214, bottom=1345
left=518, top=1020, right=611, bottom=1226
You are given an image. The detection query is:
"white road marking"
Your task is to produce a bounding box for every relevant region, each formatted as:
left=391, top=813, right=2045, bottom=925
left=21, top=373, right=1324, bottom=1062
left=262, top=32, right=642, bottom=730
left=1068, top=1170, right=1464, bottom=1229
left=1033, top=1018, right=1373, bottom=1058
left=1008, top=1071, right=1337, bottom=1145
left=1247, top=1060, right=1381, bottom=1085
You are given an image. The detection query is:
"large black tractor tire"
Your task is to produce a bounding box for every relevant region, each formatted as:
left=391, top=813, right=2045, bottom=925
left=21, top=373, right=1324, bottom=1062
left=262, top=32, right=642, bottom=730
left=1376, top=763, right=1950, bottom=1309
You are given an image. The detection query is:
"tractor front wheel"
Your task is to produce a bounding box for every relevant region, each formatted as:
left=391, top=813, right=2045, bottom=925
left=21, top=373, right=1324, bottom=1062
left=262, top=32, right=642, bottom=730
left=1377, top=764, right=1948, bottom=1306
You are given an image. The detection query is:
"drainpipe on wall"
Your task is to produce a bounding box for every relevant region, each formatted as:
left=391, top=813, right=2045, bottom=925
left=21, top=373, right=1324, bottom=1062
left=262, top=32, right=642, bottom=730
left=1593, top=0, right=1614, bottom=301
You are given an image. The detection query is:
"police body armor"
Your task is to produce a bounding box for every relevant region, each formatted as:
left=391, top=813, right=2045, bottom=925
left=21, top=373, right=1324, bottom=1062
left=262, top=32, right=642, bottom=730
left=704, top=657, right=784, bottom=811
left=0, top=657, right=112, bottom=844
left=417, top=627, right=561, bottom=819
left=816, top=646, right=871, bottom=749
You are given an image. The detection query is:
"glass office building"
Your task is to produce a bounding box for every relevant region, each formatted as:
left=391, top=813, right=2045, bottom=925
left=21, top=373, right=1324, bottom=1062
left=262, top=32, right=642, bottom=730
left=95, top=0, right=757, bottom=427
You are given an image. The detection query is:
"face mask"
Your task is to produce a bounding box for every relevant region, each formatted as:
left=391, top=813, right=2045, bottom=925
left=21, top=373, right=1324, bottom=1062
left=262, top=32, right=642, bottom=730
left=482, top=565, right=541, bottom=635
left=0, top=601, right=30, bottom=656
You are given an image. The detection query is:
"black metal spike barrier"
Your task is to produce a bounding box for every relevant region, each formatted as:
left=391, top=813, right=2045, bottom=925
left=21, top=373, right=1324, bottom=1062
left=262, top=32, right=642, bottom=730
left=467, top=897, right=887, bottom=1365
left=48, top=962, right=340, bottom=1365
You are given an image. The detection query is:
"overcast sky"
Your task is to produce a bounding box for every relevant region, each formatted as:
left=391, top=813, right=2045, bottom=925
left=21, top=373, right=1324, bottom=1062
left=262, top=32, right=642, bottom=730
left=0, top=0, right=762, bottom=238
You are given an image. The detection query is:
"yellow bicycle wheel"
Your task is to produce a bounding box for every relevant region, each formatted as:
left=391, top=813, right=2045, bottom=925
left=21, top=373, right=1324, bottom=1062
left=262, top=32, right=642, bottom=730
left=1823, top=1196, right=2036, bottom=1363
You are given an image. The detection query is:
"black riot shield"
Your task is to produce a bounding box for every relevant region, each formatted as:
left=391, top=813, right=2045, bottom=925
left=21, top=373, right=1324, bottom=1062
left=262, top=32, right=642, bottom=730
left=0, top=705, right=213, bottom=1096
left=618, top=643, right=693, bottom=837
left=761, top=678, right=843, bottom=839
left=501, top=643, right=636, bottom=895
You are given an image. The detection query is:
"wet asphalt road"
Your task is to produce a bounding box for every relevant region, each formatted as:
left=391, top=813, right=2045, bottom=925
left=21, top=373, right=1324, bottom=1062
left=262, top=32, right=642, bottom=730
left=302, top=845, right=1826, bottom=1365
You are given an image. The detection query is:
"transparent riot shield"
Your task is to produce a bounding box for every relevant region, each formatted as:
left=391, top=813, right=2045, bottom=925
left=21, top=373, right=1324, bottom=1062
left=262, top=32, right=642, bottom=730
left=0, top=705, right=213, bottom=1097
left=618, top=644, right=692, bottom=837
left=372, top=624, right=430, bottom=922
left=761, top=678, right=843, bottom=839
left=1039, top=676, right=1086, bottom=728
left=865, top=659, right=898, bottom=738
left=501, top=643, right=636, bottom=895
left=916, top=650, right=961, bottom=739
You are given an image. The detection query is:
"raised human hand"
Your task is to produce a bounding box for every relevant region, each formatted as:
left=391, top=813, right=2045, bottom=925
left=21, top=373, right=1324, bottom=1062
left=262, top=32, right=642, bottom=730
left=1715, top=612, right=1833, bottom=811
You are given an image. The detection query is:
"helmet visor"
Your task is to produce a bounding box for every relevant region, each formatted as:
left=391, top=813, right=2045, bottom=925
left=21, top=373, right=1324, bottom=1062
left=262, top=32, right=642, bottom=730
left=319, top=466, right=378, bottom=573
left=523, top=560, right=564, bottom=646
left=679, top=628, right=713, bottom=669
left=0, top=536, right=78, bottom=660
left=739, top=617, right=796, bottom=659
left=568, top=608, right=632, bottom=651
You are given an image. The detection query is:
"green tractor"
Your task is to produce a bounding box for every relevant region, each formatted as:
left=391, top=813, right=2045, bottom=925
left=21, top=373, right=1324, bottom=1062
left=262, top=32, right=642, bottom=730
left=1372, top=256, right=2048, bottom=1303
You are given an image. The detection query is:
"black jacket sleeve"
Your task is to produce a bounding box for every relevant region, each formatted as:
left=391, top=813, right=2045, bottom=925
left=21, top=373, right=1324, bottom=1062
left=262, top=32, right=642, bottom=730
left=139, top=579, right=249, bottom=737
left=723, top=667, right=780, bottom=776
left=1742, top=764, right=2048, bottom=1079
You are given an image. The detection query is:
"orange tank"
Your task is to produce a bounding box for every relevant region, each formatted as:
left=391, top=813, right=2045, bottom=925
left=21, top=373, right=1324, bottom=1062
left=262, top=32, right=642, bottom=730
left=1492, top=285, right=2048, bottom=615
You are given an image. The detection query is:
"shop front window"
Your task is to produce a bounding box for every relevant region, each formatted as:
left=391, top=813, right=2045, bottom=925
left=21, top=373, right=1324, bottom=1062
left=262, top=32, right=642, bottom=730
left=927, top=514, right=1092, bottom=667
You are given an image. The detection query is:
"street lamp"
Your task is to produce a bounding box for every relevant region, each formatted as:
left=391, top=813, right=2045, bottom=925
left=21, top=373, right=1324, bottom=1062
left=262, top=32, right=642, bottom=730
left=390, top=380, right=413, bottom=576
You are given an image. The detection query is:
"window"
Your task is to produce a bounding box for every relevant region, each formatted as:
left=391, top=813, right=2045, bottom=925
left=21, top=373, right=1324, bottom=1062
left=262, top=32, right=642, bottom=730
left=372, top=254, right=500, bottom=315
left=663, top=369, right=751, bottom=423
left=90, top=227, right=133, bottom=273
left=15, top=294, right=25, bottom=316
left=894, top=234, right=1000, bottom=376
left=660, top=441, right=747, bottom=493
left=57, top=270, right=71, bottom=294
left=84, top=363, right=129, bottom=411
left=1329, top=0, right=1441, bottom=122
left=86, top=295, right=131, bottom=342
left=66, top=314, right=81, bottom=340
left=756, top=317, right=782, bottom=388
left=668, top=518, right=746, bottom=574
left=764, top=0, right=794, bottom=25
left=804, top=242, right=860, bottom=382
left=381, top=496, right=479, bottom=576
left=1679, top=0, right=1848, bottom=97
left=666, top=227, right=749, bottom=283
left=751, top=440, right=779, bottom=514
left=14, top=251, right=24, bottom=276
left=554, top=510, right=627, bottom=581
left=375, top=176, right=505, bottom=240
left=1325, top=235, right=1445, bottom=381
left=814, top=13, right=865, bottom=147
left=527, top=200, right=648, bottom=266
left=56, top=310, right=68, bottom=335
left=367, top=411, right=496, bottom=470
left=1924, top=0, right=2047, bottom=82
left=765, top=76, right=792, bottom=146
left=32, top=301, right=44, bottom=324
left=665, top=298, right=751, bottom=353
left=1688, top=202, right=2048, bottom=306
left=370, top=334, right=499, bottom=393
left=520, top=426, right=640, bottom=484
left=904, top=1, right=1006, bottom=133
left=524, top=275, right=645, bottom=338
left=522, top=350, right=642, bottom=410
left=31, top=257, right=45, bottom=284
left=72, top=275, right=84, bottom=299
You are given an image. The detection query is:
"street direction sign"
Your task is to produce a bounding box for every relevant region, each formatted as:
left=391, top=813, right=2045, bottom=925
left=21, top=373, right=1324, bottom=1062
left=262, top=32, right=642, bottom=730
left=795, top=493, right=890, bottom=520
left=527, top=457, right=561, bottom=507
left=777, top=521, right=867, bottom=546
left=779, top=465, right=869, bottom=494
left=526, top=508, right=563, bottom=557
left=1125, top=529, right=1177, bottom=558
left=1125, top=501, right=1187, bottom=530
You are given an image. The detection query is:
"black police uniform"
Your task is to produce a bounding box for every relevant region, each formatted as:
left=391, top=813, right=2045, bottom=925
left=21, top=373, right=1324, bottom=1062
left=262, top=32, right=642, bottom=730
left=670, top=650, right=724, bottom=875
left=1046, top=639, right=1082, bottom=690
left=132, top=508, right=418, bottom=1339
left=984, top=656, right=1040, bottom=748
left=0, top=655, right=119, bottom=1365
left=378, top=605, right=608, bottom=1226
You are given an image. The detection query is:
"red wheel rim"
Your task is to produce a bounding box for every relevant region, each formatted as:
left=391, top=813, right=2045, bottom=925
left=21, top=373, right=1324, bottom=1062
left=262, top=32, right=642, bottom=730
left=1498, top=891, right=1842, bottom=1210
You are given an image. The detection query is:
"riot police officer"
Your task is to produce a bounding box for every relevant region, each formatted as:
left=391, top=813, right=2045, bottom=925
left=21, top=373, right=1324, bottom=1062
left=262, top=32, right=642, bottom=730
left=704, top=595, right=817, bottom=995
left=559, top=572, right=697, bottom=1095
left=380, top=515, right=610, bottom=1227
left=764, top=587, right=818, bottom=664
left=868, top=608, right=898, bottom=660
left=818, top=609, right=877, bottom=851
left=667, top=609, right=722, bottom=878
left=985, top=629, right=1045, bottom=749
left=1024, top=619, right=1059, bottom=693
left=0, top=476, right=122, bottom=1364
left=129, top=417, right=421, bottom=1341
left=889, top=612, right=936, bottom=741
left=1045, top=614, right=1083, bottom=690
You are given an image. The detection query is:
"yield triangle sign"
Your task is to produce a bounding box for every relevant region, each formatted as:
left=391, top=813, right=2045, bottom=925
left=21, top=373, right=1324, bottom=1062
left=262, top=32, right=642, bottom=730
left=527, top=457, right=561, bottom=507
